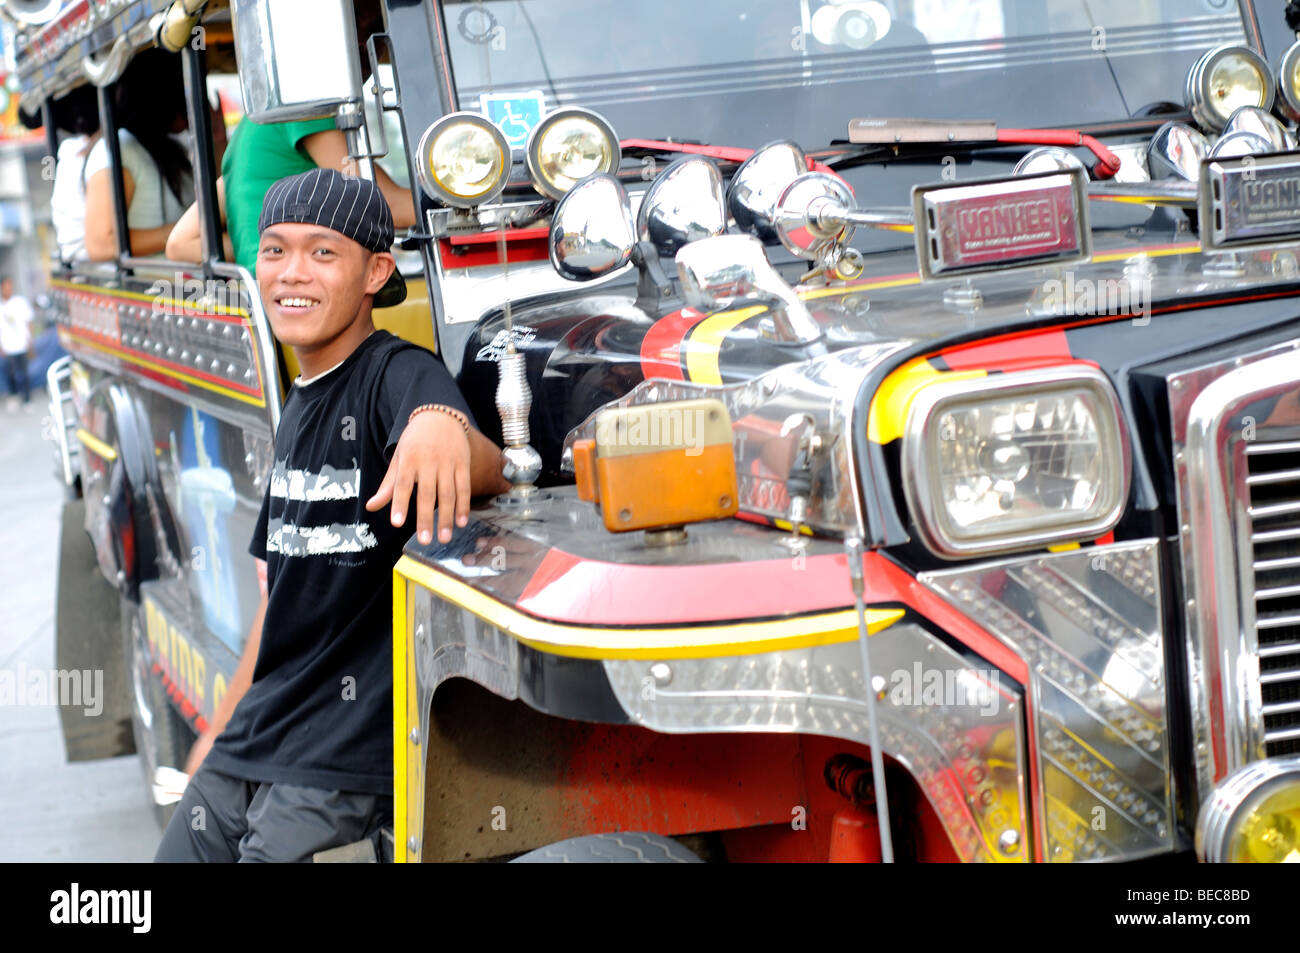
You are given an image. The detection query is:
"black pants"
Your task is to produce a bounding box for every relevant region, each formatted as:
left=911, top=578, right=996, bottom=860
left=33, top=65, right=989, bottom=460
left=3, top=352, right=27, bottom=403
left=153, top=765, right=392, bottom=862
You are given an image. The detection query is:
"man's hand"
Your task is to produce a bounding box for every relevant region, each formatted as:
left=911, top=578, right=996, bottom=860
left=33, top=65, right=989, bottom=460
left=366, top=410, right=471, bottom=544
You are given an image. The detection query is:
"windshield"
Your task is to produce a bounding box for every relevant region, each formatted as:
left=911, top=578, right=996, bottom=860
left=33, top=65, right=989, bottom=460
left=443, top=0, right=1250, bottom=150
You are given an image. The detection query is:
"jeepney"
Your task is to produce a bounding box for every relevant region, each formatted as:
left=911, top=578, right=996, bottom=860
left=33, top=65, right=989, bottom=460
left=13, top=0, right=1300, bottom=863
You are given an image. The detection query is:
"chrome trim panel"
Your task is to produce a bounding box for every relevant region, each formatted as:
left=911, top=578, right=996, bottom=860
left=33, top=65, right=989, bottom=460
left=922, top=540, right=1175, bottom=862
left=1169, top=341, right=1300, bottom=798
left=44, top=356, right=78, bottom=486
left=603, top=622, right=1030, bottom=863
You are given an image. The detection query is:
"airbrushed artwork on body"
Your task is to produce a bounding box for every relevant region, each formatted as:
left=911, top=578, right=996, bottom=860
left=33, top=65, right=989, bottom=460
left=266, top=457, right=378, bottom=556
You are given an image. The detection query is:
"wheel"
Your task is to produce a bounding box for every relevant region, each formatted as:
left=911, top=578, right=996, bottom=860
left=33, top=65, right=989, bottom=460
left=508, top=832, right=704, bottom=863
left=124, top=599, right=194, bottom=830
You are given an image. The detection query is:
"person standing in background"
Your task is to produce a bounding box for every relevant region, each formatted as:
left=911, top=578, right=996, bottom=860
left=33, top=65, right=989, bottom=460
left=1, top=277, right=35, bottom=411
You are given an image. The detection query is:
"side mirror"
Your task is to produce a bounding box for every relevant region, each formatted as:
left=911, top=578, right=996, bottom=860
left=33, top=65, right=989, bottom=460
left=636, top=156, right=726, bottom=258
left=728, top=140, right=808, bottom=245
left=549, top=174, right=636, bottom=281
left=676, top=234, right=820, bottom=343
left=231, top=0, right=363, bottom=122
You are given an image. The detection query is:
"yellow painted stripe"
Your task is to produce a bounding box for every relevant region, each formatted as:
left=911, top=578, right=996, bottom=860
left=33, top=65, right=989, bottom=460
left=396, top=555, right=904, bottom=660
left=75, top=428, right=117, bottom=462
left=867, top=357, right=987, bottom=445
left=50, top=278, right=249, bottom=317
left=684, top=304, right=765, bottom=385
left=70, top=334, right=267, bottom=408
left=392, top=566, right=411, bottom=863
left=1094, top=243, right=1200, bottom=262
left=1047, top=542, right=1081, bottom=552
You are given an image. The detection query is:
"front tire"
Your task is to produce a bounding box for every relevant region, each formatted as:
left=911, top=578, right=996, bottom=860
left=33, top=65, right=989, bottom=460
left=509, top=832, right=704, bottom=863
left=124, top=599, right=194, bottom=830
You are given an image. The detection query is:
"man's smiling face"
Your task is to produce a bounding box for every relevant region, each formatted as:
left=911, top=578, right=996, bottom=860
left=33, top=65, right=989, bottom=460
left=256, top=222, right=392, bottom=359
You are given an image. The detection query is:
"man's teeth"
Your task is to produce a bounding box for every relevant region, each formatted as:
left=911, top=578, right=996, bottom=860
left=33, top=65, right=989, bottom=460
left=280, top=297, right=318, bottom=308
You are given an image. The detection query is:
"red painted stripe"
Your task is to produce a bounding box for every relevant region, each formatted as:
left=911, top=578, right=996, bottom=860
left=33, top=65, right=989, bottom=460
left=511, top=546, right=1028, bottom=684
left=65, top=327, right=262, bottom=398
left=939, top=327, right=1073, bottom=372
left=639, top=307, right=705, bottom=382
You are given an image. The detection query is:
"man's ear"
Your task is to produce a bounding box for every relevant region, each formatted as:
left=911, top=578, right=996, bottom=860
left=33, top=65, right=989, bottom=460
left=366, top=251, right=396, bottom=295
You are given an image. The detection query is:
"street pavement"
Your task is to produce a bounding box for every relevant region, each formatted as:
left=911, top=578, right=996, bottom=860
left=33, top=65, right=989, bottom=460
left=0, top=398, right=159, bottom=862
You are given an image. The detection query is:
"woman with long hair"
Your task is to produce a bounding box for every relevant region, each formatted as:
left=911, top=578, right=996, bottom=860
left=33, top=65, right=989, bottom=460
left=82, top=48, right=194, bottom=260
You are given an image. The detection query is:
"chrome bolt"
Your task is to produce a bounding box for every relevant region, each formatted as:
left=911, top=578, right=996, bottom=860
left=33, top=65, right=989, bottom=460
left=408, top=728, right=419, bottom=745
left=408, top=836, right=419, bottom=853
left=415, top=624, right=426, bottom=643
left=649, top=662, right=672, bottom=686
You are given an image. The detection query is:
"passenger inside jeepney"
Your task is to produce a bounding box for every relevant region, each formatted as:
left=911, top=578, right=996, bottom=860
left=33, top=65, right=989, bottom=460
left=48, top=84, right=100, bottom=263
left=82, top=49, right=197, bottom=261
left=165, top=1, right=416, bottom=270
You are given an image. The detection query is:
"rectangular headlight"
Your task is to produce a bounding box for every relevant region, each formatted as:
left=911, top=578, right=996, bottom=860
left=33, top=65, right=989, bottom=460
left=902, top=366, right=1130, bottom=558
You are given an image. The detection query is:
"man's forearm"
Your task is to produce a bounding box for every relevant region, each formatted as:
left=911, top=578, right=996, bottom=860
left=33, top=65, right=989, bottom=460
left=468, top=428, right=510, bottom=496
left=208, top=594, right=266, bottom=737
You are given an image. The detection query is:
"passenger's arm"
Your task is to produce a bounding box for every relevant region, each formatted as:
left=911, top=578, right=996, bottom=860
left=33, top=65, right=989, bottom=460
left=165, top=177, right=232, bottom=263
left=84, top=167, right=175, bottom=260
left=183, top=560, right=268, bottom=775
left=301, top=128, right=417, bottom=228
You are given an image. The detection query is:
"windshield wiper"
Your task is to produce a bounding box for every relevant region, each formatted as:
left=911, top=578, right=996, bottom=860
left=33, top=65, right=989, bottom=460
left=832, top=118, right=1123, bottom=179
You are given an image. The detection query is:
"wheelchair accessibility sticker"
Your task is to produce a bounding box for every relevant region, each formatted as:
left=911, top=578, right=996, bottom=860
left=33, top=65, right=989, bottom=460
left=481, top=90, right=545, bottom=150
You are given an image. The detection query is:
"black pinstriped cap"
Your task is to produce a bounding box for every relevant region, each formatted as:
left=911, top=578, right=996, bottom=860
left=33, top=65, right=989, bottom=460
left=258, top=168, right=406, bottom=305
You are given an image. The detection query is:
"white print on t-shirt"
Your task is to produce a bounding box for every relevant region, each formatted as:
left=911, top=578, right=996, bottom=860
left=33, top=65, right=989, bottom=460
left=268, top=458, right=360, bottom=501
left=266, top=517, right=378, bottom=557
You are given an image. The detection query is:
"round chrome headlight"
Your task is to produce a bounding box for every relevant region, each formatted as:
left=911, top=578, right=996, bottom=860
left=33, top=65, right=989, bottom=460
left=1185, top=45, right=1274, bottom=133
left=415, top=112, right=510, bottom=208
left=1197, top=757, right=1300, bottom=863
left=1277, top=39, right=1300, bottom=122
left=525, top=107, right=620, bottom=200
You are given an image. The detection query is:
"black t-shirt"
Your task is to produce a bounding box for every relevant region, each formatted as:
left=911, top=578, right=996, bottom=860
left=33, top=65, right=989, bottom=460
left=204, top=329, right=473, bottom=796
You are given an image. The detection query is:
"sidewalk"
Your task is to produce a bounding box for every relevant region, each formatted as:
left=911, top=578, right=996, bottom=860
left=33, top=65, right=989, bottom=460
left=0, top=402, right=158, bottom=861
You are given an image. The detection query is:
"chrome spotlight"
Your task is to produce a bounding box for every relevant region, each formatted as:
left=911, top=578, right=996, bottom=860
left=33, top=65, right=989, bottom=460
left=548, top=174, right=636, bottom=281
left=1147, top=121, right=1209, bottom=181
left=525, top=107, right=620, bottom=200
left=728, top=140, right=808, bottom=246
left=1209, top=130, right=1272, bottom=158
left=1222, top=105, right=1294, bottom=152
left=636, top=156, right=726, bottom=258
left=1185, top=45, right=1274, bottom=133
left=1013, top=147, right=1086, bottom=176
left=415, top=111, right=511, bottom=208
left=1278, top=38, right=1300, bottom=123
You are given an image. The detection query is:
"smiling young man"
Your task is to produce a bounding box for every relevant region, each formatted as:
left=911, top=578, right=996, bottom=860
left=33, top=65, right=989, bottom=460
left=153, top=168, right=506, bottom=862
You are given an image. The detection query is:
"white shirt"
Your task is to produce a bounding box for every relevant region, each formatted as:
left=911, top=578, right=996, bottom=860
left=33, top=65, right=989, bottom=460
left=0, top=294, right=34, bottom=355
left=52, top=135, right=90, bottom=261
left=82, top=129, right=193, bottom=232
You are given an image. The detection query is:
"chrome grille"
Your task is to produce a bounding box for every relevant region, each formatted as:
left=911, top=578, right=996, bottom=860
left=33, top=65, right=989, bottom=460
left=1247, top=439, right=1300, bottom=756
left=1168, top=340, right=1300, bottom=798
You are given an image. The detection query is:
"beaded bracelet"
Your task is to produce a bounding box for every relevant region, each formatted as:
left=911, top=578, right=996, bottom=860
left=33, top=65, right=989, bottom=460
left=408, top=402, right=470, bottom=435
